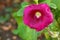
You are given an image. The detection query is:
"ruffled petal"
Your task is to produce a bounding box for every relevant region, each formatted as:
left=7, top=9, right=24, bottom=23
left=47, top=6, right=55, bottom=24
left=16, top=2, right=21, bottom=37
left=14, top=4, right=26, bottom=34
left=23, top=3, right=53, bottom=31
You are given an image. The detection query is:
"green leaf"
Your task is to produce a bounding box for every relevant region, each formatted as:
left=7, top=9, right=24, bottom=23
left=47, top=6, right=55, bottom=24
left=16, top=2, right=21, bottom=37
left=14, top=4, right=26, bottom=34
left=38, top=0, right=45, bottom=3
left=57, top=17, right=60, bottom=24
left=17, top=2, right=29, bottom=16
left=39, top=0, right=57, bottom=9
left=24, top=27, right=37, bottom=40
left=13, top=18, right=37, bottom=40
left=49, top=3, right=57, bottom=9
left=37, top=30, right=44, bottom=37
left=49, top=20, right=59, bottom=31
left=21, top=2, right=30, bottom=8
left=0, top=14, right=10, bottom=23
left=42, top=0, right=57, bottom=9
left=17, top=7, right=25, bottom=16
left=12, top=29, right=19, bottom=35
left=13, top=12, right=37, bottom=40
left=45, top=0, right=51, bottom=4
left=52, top=9, right=60, bottom=20
left=51, top=9, right=60, bottom=30
left=34, top=0, right=38, bottom=4
left=4, top=7, right=13, bottom=13
left=51, top=0, right=60, bottom=10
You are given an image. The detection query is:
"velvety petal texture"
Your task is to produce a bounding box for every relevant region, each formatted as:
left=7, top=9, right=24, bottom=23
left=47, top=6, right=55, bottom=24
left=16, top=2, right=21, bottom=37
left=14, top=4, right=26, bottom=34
left=23, top=3, right=53, bottom=31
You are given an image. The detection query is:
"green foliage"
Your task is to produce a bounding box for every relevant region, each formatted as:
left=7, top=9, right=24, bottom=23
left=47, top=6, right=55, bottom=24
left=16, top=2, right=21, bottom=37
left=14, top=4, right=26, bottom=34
left=34, top=0, right=38, bottom=4
left=39, top=0, right=57, bottom=9
left=12, top=2, right=39, bottom=40
left=17, top=2, right=30, bottom=16
left=4, top=7, right=13, bottom=13
left=52, top=9, right=60, bottom=27
left=12, top=0, right=60, bottom=40
left=12, top=12, right=38, bottom=40
left=49, top=3, right=57, bottom=9
left=0, top=14, right=10, bottom=23
left=38, top=0, right=45, bottom=3
left=51, top=0, right=60, bottom=10
left=49, top=20, right=59, bottom=31
left=0, top=0, right=60, bottom=40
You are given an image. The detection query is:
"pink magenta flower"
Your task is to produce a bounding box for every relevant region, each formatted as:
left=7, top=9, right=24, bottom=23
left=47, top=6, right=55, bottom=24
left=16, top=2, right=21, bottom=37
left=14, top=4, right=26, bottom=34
left=23, top=3, right=53, bottom=31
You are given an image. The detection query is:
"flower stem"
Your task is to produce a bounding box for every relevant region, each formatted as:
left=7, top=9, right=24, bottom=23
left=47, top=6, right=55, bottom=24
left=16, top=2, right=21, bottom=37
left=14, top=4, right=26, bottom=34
left=34, top=0, right=38, bottom=4
left=47, top=28, right=53, bottom=35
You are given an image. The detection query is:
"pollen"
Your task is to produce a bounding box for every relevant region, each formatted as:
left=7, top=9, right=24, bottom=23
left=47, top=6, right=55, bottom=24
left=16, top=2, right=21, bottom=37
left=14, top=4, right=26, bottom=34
left=35, top=12, right=41, bottom=18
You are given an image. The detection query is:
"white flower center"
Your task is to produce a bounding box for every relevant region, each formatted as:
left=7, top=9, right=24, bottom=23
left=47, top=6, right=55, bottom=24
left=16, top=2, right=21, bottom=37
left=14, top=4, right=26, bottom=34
left=35, top=12, right=41, bottom=18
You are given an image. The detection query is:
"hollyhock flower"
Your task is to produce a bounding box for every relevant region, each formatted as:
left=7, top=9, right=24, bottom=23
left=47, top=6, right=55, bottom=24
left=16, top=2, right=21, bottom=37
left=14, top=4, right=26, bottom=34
left=23, top=3, right=53, bottom=31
